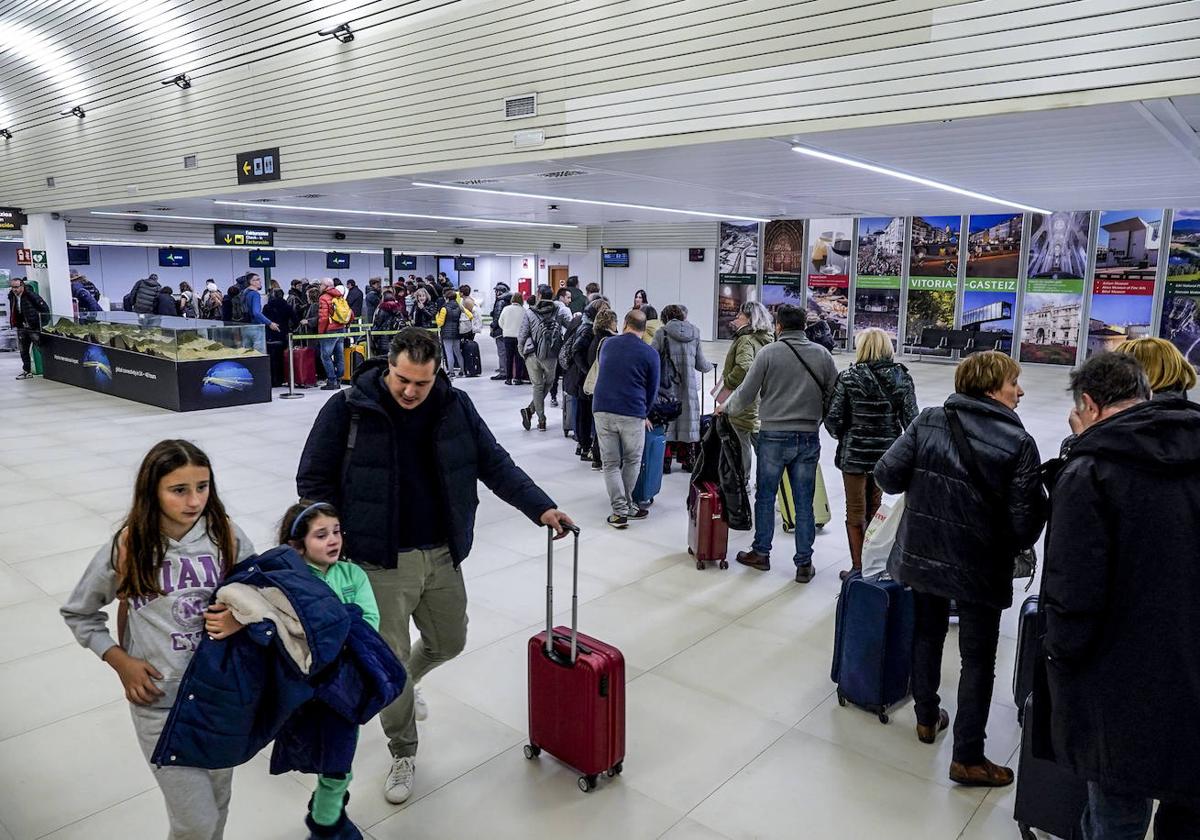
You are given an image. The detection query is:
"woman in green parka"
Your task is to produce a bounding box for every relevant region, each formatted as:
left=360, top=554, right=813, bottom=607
left=721, top=301, right=774, bottom=482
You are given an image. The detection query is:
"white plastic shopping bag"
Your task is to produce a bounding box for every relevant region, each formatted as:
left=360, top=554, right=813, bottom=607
left=860, top=495, right=905, bottom=579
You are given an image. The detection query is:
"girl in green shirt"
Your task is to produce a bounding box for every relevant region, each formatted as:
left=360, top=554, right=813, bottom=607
left=280, top=501, right=379, bottom=839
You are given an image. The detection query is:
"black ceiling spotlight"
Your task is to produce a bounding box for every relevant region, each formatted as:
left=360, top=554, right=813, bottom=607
left=453, top=237, right=464, bottom=245
left=0, top=129, right=11, bottom=140
left=551, top=242, right=561, bottom=249
left=133, top=222, right=149, bottom=232
left=318, top=23, right=354, bottom=43
left=161, top=74, right=192, bottom=90
left=548, top=204, right=559, bottom=212
left=333, top=231, right=346, bottom=240
left=61, top=106, right=86, bottom=119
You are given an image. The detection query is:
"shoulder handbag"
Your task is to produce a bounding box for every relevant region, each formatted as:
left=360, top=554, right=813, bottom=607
left=944, top=406, right=1037, bottom=588
left=582, top=336, right=607, bottom=396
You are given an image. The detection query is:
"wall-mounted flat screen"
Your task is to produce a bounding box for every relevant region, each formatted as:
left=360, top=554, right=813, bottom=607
left=249, top=250, right=276, bottom=268
left=688, top=248, right=705, bottom=262
left=326, top=252, right=350, bottom=270
left=395, top=254, right=417, bottom=271
left=454, top=256, right=475, bottom=271
left=67, top=246, right=91, bottom=266
left=602, top=248, right=629, bottom=268
left=158, top=248, right=189, bottom=268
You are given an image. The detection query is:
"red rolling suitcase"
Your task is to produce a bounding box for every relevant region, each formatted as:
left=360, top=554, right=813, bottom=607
left=526, top=525, right=626, bottom=792
left=288, top=346, right=318, bottom=388
left=687, top=480, right=729, bottom=570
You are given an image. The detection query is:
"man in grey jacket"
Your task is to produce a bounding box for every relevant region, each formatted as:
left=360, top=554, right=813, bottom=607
left=517, top=285, right=571, bottom=432
left=717, top=304, right=837, bottom=582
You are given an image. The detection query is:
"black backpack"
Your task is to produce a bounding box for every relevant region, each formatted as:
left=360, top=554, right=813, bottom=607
left=231, top=291, right=251, bottom=323
left=531, top=309, right=564, bottom=362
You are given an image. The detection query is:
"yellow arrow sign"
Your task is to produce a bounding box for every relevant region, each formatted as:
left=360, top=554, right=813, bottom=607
left=242, top=161, right=251, bottom=175
left=224, top=235, right=232, bottom=244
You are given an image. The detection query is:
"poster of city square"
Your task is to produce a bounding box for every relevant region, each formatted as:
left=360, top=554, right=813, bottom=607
left=1086, top=208, right=1162, bottom=358
left=1020, top=211, right=1092, bottom=365
left=960, top=214, right=1023, bottom=354
left=905, top=215, right=960, bottom=354
left=854, top=217, right=904, bottom=344
left=718, top=221, right=760, bottom=338
left=806, top=218, right=852, bottom=347
left=1159, top=209, right=1200, bottom=365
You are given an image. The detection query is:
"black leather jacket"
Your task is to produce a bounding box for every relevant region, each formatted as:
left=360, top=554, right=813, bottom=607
left=691, top=414, right=751, bottom=530
left=874, top=394, right=1047, bottom=609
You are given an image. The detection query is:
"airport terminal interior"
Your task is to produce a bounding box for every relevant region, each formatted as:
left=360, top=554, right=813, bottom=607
left=2, top=2, right=1200, bottom=839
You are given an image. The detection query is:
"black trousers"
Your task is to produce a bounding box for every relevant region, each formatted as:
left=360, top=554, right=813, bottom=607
left=576, top=394, right=595, bottom=453
left=502, top=337, right=522, bottom=381
left=911, top=589, right=1001, bottom=765
left=17, top=329, right=36, bottom=373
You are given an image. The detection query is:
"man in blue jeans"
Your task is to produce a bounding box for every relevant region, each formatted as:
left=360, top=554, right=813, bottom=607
left=717, top=305, right=836, bottom=582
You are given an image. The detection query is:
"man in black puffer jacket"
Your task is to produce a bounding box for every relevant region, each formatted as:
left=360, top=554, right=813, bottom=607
left=875, top=350, right=1046, bottom=788
left=296, top=327, right=573, bottom=805
left=489, top=282, right=510, bottom=379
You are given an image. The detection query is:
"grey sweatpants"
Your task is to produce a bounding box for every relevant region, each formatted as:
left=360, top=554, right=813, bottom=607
left=594, top=411, right=646, bottom=516
left=131, top=703, right=233, bottom=840
left=367, top=545, right=469, bottom=759
left=524, top=355, right=557, bottom=422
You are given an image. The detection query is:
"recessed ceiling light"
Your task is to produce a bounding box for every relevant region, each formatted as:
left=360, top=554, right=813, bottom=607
left=89, top=211, right=436, bottom=234
left=790, top=145, right=1050, bottom=214
left=411, top=181, right=770, bottom=223
left=213, top=200, right=578, bottom=229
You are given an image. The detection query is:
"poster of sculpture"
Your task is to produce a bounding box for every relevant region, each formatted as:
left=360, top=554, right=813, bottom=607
left=1086, top=208, right=1162, bottom=358
left=807, top=218, right=852, bottom=348
left=1159, top=209, right=1200, bottom=365
left=854, top=216, right=904, bottom=345
left=1019, top=211, right=1092, bottom=366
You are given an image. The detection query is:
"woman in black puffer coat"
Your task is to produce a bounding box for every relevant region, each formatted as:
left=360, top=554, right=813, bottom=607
left=874, top=350, right=1046, bottom=789
left=824, top=327, right=918, bottom=580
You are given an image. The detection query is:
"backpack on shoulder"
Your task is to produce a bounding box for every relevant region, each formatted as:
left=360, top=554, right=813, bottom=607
left=330, top=295, right=353, bottom=325
left=532, top=311, right=564, bottom=362
left=231, top=293, right=251, bottom=323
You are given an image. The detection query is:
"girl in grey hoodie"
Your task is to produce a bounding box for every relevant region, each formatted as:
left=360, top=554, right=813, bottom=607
left=62, top=440, right=254, bottom=840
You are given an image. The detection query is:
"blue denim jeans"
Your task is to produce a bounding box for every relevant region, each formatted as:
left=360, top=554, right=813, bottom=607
left=752, top=430, right=820, bottom=565
left=1082, top=782, right=1200, bottom=840
left=318, top=336, right=344, bottom=381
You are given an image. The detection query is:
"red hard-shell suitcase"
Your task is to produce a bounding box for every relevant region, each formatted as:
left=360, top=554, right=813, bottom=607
left=687, top=480, right=729, bottom=570
left=288, top=346, right=318, bottom=388
left=527, top=526, right=626, bottom=792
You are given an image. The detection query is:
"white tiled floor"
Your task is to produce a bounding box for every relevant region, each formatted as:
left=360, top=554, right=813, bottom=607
left=0, top=341, right=1078, bottom=840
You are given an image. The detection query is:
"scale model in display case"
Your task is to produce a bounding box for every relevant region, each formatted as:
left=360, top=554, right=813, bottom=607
left=39, top=313, right=272, bottom=411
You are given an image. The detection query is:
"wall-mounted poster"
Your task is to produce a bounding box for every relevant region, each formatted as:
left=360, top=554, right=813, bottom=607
left=854, top=217, right=904, bottom=344
left=1086, top=208, right=1162, bottom=358
left=763, top=220, right=804, bottom=283
left=807, top=218, right=852, bottom=347
left=961, top=213, right=1023, bottom=354
left=905, top=215, right=960, bottom=354
left=761, top=282, right=804, bottom=314
left=1159, top=209, right=1200, bottom=365
left=718, top=222, right=759, bottom=282
left=1020, top=211, right=1092, bottom=365
left=717, top=221, right=760, bottom=338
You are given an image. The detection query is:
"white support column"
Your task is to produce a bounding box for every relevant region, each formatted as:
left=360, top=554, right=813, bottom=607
left=21, top=213, right=72, bottom=316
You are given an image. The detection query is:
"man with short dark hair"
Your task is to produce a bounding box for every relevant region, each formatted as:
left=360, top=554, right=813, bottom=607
left=1043, top=351, right=1200, bottom=839
left=297, top=326, right=574, bottom=805
left=718, top=304, right=837, bottom=582
left=7, top=277, right=49, bottom=380
left=592, top=309, right=660, bottom=528
left=345, top=278, right=364, bottom=319
left=565, top=275, right=587, bottom=314
left=585, top=282, right=600, bottom=297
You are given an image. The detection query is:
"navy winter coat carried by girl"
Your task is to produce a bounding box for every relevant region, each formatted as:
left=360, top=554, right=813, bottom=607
left=151, top=546, right=406, bottom=775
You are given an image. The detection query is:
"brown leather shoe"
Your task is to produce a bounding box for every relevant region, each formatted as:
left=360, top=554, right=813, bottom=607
left=736, top=550, right=771, bottom=571
left=916, top=708, right=950, bottom=744
left=949, top=759, right=1015, bottom=788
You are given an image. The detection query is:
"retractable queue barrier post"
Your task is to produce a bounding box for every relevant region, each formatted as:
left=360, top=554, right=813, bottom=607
left=280, top=332, right=304, bottom=399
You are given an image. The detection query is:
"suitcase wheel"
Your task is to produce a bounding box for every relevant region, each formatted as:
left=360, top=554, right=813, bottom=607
left=606, top=761, right=624, bottom=777
left=719, top=560, right=729, bottom=570
left=816, top=524, right=824, bottom=531
left=523, top=744, right=541, bottom=760
left=878, top=712, right=890, bottom=725
left=696, top=559, right=705, bottom=571
left=687, top=547, right=694, bottom=556
left=1018, top=825, right=1035, bottom=840
left=836, top=691, right=847, bottom=707
left=578, top=775, right=598, bottom=793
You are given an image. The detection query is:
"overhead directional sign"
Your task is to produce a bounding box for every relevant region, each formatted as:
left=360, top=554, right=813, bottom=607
left=0, top=207, right=26, bottom=231
left=236, top=147, right=281, bottom=185
left=214, top=224, right=275, bottom=247
left=249, top=250, right=276, bottom=268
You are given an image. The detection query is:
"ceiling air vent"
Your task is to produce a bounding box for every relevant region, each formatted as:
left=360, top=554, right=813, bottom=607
left=504, top=93, right=537, bottom=120
left=537, top=170, right=587, bottom=179
left=154, top=206, right=173, bottom=211
left=452, top=178, right=502, bottom=186
left=250, top=198, right=275, bottom=203
left=297, top=193, right=325, bottom=199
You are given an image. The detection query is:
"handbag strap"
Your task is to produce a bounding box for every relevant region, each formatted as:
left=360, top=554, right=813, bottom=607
left=944, top=406, right=1003, bottom=509
left=780, top=339, right=830, bottom=402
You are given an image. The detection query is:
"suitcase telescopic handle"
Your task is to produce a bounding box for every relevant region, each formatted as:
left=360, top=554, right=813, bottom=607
left=545, top=524, right=582, bottom=664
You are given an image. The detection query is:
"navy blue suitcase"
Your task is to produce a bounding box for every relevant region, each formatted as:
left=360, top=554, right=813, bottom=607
left=633, top=425, right=667, bottom=506
left=831, top=571, right=914, bottom=723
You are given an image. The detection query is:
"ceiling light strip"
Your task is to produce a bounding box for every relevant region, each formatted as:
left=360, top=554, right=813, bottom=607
left=411, top=181, right=770, bottom=223
left=213, top=200, right=578, bottom=229
left=790, top=145, right=1050, bottom=215
left=89, top=211, right=436, bottom=234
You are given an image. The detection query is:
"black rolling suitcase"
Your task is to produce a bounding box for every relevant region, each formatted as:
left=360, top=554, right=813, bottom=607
left=1015, top=695, right=1087, bottom=840
left=1013, top=595, right=1042, bottom=725
left=460, top=337, right=482, bottom=377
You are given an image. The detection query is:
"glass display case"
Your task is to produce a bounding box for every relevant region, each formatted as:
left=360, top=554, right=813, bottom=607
left=39, top=313, right=272, bottom=411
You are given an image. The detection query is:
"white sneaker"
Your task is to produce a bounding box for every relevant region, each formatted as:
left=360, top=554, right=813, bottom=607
left=384, top=756, right=416, bottom=804
left=413, top=684, right=428, bottom=722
